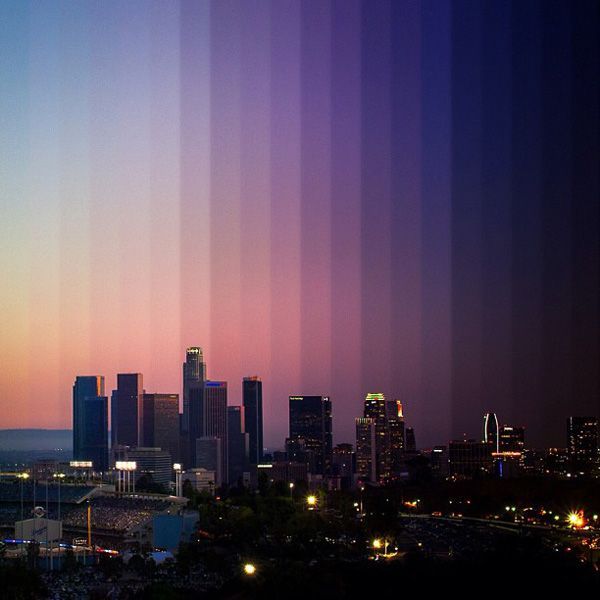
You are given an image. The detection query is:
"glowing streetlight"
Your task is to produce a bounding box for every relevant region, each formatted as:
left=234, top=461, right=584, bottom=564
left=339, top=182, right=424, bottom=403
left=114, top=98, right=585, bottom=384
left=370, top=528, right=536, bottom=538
left=289, top=482, right=294, bottom=499
left=306, top=495, right=317, bottom=509
left=568, top=511, right=584, bottom=528
left=372, top=538, right=390, bottom=556
left=243, top=563, right=256, bottom=576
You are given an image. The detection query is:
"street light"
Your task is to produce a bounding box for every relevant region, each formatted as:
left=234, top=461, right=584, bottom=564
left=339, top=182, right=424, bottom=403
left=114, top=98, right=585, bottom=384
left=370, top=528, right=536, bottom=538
left=243, top=563, right=256, bottom=576
left=53, top=473, right=66, bottom=520
left=173, top=463, right=183, bottom=497
left=306, top=495, right=317, bottom=510
left=289, top=482, right=294, bottom=499
left=18, top=473, right=29, bottom=521
left=372, top=538, right=389, bottom=557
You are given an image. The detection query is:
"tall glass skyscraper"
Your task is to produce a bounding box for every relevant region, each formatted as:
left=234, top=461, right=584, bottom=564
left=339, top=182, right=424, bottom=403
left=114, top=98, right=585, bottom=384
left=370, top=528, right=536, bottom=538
left=73, top=376, right=108, bottom=471
left=288, top=395, right=333, bottom=475
left=227, top=405, right=249, bottom=486
left=243, top=376, right=263, bottom=464
left=182, top=347, right=206, bottom=433
left=111, top=373, right=144, bottom=448
left=142, top=393, right=180, bottom=463
left=203, top=382, right=228, bottom=483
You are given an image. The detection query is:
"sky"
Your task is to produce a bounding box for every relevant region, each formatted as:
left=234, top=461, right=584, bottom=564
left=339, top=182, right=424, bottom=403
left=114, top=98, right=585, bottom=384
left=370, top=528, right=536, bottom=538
left=0, top=0, right=598, bottom=449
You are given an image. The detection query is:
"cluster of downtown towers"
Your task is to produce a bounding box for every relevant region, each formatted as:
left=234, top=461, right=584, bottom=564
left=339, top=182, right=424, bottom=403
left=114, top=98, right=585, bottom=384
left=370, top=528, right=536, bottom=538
left=73, top=348, right=264, bottom=485
left=72, top=347, right=414, bottom=487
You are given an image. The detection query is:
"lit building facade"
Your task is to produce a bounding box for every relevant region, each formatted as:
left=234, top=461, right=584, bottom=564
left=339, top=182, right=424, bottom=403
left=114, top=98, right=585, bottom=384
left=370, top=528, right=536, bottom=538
left=287, top=395, right=333, bottom=475
left=567, top=416, right=599, bottom=475
left=182, top=347, right=206, bottom=433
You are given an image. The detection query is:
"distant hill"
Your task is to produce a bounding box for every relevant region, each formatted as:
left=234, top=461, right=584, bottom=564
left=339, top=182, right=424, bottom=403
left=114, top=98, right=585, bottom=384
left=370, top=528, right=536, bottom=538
left=0, top=429, right=72, bottom=451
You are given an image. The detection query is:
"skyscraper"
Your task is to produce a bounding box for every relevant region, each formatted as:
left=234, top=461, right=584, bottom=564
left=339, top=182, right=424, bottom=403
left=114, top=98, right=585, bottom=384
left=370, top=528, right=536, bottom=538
left=227, top=406, right=249, bottom=486
left=288, top=395, right=332, bottom=475
left=362, top=393, right=406, bottom=481
left=483, top=412, right=500, bottom=453
left=355, top=417, right=376, bottom=483
left=567, top=416, right=599, bottom=475
left=243, top=376, right=263, bottom=464
left=499, top=425, right=525, bottom=452
left=387, top=400, right=405, bottom=474
left=405, top=427, right=416, bottom=453
left=182, top=347, right=206, bottom=433
left=203, top=382, right=228, bottom=483
left=195, top=437, right=223, bottom=486
left=73, top=376, right=108, bottom=471
left=111, top=373, right=144, bottom=448
left=142, top=393, right=180, bottom=463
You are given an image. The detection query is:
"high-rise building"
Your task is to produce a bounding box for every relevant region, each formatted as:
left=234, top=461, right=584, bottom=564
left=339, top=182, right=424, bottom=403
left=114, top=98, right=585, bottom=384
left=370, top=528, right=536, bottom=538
left=483, top=412, right=499, bottom=453
left=227, top=406, right=249, bottom=486
left=567, top=416, right=599, bottom=475
left=363, top=393, right=391, bottom=480
left=448, top=440, right=492, bottom=478
left=195, top=437, right=223, bottom=486
left=355, top=417, right=376, bottom=483
left=388, top=400, right=405, bottom=473
left=182, top=347, right=206, bottom=433
left=499, top=425, right=525, bottom=452
left=405, top=427, right=416, bottom=453
left=204, top=382, right=228, bottom=481
left=243, top=376, right=263, bottom=464
left=361, top=393, right=407, bottom=481
left=288, top=395, right=332, bottom=475
left=142, top=394, right=180, bottom=463
left=111, top=373, right=144, bottom=448
left=332, top=443, right=354, bottom=487
left=73, top=376, right=108, bottom=471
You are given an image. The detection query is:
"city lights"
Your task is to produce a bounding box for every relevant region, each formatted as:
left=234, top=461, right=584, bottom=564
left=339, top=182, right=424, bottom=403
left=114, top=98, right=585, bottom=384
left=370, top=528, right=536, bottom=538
left=568, top=511, right=585, bottom=529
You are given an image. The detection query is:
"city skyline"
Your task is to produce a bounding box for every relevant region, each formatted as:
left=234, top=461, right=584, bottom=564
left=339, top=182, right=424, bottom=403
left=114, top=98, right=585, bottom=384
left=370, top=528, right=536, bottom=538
left=1, top=1, right=599, bottom=450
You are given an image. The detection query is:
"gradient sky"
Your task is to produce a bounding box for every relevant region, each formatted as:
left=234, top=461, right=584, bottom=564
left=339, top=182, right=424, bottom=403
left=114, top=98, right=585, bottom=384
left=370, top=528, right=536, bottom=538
left=0, top=0, right=598, bottom=449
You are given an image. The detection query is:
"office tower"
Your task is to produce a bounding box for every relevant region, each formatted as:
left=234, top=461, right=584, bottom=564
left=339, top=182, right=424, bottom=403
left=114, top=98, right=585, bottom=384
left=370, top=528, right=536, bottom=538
left=483, top=412, right=499, bottom=453
left=499, top=425, right=525, bottom=452
left=332, top=443, right=354, bottom=488
left=448, top=439, right=492, bottom=478
left=362, top=393, right=406, bottom=480
left=405, top=427, right=416, bottom=453
left=388, top=400, right=405, bottom=473
left=73, top=376, right=108, bottom=471
left=196, top=437, right=223, bottom=486
left=227, top=406, right=249, bottom=486
left=182, top=347, right=206, bottom=433
left=567, top=416, right=599, bottom=475
left=204, top=382, right=228, bottom=482
left=142, top=394, right=180, bottom=463
left=355, top=417, right=376, bottom=483
left=111, top=373, right=144, bottom=448
left=430, top=446, right=449, bottom=478
left=494, top=425, right=526, bottom=479
left=288, top=395, right=333, bottom=475
left=243, top=376, right=263, bottom=464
